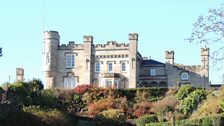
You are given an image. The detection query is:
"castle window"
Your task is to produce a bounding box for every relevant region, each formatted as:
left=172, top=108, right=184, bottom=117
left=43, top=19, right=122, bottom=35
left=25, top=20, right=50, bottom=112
left=105, top=79, right=112, bottom=88
left=46, top=52, right=50, bottom=64
left=64, top=76, right=76, bottom=89
left=108, top=62, right=113, bottom=72
left=114, top=80, right=119, bottom=89
left=121, top=62, right=126, bottom=72
left=181, top=72, right=189, bottom=80
left=71, top=54, right=75, bottom=67
left=95, top=62, right=100, bottom=73
left=66, top=54, right=75, bottom=68
left=150, top=69, right=157, bottom=76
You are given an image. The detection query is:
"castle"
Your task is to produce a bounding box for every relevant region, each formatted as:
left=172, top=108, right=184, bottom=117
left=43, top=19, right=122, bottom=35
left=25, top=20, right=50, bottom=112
left=42, top=31, right=209, bottom=89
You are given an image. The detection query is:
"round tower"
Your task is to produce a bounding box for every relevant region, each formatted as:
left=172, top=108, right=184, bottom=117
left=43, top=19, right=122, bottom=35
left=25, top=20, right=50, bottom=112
left=129, top=33, right=138, bottom=88
left=43, top=31, right=59, bottom=89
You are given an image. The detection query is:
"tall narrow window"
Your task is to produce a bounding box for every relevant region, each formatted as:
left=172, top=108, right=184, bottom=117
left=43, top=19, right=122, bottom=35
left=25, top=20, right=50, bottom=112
left=71, top=54, right=75, bottom=67
left=46, top=52, right=50, bottom=64
left=105, top=79, right=112, bottom=88
left=95, top=62, right=100, bottom=73
left=108, top=62, right=113, bottom=72
left=64, top=77, right=76, bottom=89
left=121, top=62, right=126, bottom=72
left=150, top=69, right=157, bottom=76
left=66, top=54, right=71, bottom=68
left=114, top=80, right=119, bottom=89
left=66, top=54, right=75, bottom=68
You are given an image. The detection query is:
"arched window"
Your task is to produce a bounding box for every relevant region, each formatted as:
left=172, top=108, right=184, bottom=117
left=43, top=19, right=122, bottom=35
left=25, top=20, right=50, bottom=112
left=181, top=72, right=189, bottom=80
left=139, top=81, right=149, bottom=87
left=159, top=81, right=167, bottom=87
left=150, top=81, right=158, bottom=87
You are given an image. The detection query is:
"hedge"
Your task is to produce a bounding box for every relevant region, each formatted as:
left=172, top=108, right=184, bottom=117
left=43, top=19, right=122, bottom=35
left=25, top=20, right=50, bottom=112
left=146, top=113, right=224, bottom=126
left=135, top=114, right=158, bottom=126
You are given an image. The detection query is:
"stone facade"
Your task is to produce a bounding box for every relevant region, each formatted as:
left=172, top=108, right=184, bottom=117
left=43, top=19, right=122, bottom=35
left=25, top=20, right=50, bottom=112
left=42, top=31, right=209, bottom=89
left=16, top=68, right=24, bottom=82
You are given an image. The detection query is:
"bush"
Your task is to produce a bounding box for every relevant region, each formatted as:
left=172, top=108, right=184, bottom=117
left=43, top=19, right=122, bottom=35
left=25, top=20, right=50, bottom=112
left=74, top=84, right=92, bottom=95
left=178, top=89, right=207, bottom=115
left=135, top=88, right=168, bottom=102
left=135, top=114, right=158, bottom=126
left=176, top=85, right=195, bottom=100
left=87, top=97, right=127, bottom=116
left=152, top=96, right=179, bottom=121
left=33, top=89, right=58, bottom=108
left=146, top=113, right=224, bottom=126
left=133, top=102, right=154, bottom=118
left=22, top=105, right=74, bottom=126
left=28, top=79, right=44, bottom=91
left=94, top=109, right=126, bottom=126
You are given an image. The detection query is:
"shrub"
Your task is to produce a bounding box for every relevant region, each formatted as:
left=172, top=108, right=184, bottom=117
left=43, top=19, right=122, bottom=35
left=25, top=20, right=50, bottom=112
left=135, top=114, right=158, bottom=126
left=133, top=102, right=154, bottom=118
left=74, top=84, right=92, bottom=95
left=72, top=94, right=85, bottom=112
left=34, top=89, right=58, bottom=108
left=178, top=89, right=207, bottom=115
left=176, top=85, right=195, bottom=100
left=28, top=79, right=44, bottom=91
left=87, top=97, right=127, bottom=116
left=22, top=105, right=74, bottom=126
left=220, top=97, right=224, bottom=113
left=8, top=82, right=29, bottom=96
left=135, top=88, right=168, bottom=102
left=146, top=113, right=224, bottom=126
left=191, top=92, right=222, bottom=118
left=94, top=109, right=126, bottom=126
left=152, top=96, right=179, bottom=121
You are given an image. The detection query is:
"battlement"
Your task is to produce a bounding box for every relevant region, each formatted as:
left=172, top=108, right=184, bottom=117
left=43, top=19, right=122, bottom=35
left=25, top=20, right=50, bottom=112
left=43, top=31, right=60, bottom=40
left=58, top=43, right=84, bottom=50
left=16, top=68, right=24, bottom=75
left=201, top=48, right=209, bottom=56
left=175, top=64, right=202, bottom=72
left=95, top=41, right=129, bottom=50
left=165, top=51, right=174, bottom=59
left=83, top=35, right=93, bottom=43
left=128, top=33, right=138, bottom=40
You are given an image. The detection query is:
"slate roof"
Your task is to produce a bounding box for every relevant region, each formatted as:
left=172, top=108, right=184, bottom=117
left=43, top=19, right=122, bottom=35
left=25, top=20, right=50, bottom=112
left=141, top=59, right=165, bottom=66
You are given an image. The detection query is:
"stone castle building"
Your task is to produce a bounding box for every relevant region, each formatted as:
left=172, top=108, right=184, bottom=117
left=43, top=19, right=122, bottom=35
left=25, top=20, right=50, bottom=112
left=42, top=31, right=209, bottom=89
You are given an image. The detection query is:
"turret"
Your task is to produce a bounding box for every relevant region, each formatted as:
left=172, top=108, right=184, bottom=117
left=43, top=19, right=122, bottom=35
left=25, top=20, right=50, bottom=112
left=42, top=31, right=59, bottom=89
left=129, top=33, right=138, bottom=88
left=165, top=51, right=174, bottom=65
left=200, top=48, right=209, bottom=77
left=16, top=68, right=24, bottom=82
left=83, top=35, right=93, bottom=85
left=201, top=48, right=209, bottom=69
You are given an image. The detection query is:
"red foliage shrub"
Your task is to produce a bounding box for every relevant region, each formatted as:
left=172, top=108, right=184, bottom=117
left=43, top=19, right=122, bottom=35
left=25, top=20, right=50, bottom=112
left=87, top=97, right=127, bottom=116
left=133, top=102, right=154, bottom=118
left=74, top=84, right=92, bottom=95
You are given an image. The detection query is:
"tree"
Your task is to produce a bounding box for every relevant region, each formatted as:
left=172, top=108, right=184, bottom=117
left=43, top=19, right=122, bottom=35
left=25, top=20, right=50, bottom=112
left=186, top=4, right=224, bottom=67
left=0, top=47, right=2, bottom=57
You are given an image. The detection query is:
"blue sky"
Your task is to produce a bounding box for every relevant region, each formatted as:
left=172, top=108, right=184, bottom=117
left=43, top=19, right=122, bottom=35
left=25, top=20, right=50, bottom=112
left=0, top=0, right=223, bottom=85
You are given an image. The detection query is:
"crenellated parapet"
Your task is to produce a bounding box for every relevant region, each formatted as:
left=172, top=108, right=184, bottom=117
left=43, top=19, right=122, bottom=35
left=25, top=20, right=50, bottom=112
left=95, top=41, right=129, bottom=50
left=201, top=48, right=209, bottom=56
left=175, top=64, right=202, bottom=73
left=58, top=42, right=84, bottom=50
